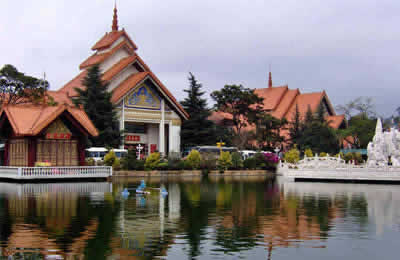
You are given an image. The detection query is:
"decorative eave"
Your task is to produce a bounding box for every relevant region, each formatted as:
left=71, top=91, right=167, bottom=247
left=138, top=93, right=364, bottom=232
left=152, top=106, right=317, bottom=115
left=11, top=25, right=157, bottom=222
left=0, top=104, right=98, bottom=137
left=91, top=30, right=138, bottom=51
left=80, top=40, right=135, bottom=70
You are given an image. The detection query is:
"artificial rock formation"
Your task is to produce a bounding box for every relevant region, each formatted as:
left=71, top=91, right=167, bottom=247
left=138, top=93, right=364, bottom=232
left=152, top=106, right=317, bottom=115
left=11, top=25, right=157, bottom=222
left=367, top=118, right=400, bottom=166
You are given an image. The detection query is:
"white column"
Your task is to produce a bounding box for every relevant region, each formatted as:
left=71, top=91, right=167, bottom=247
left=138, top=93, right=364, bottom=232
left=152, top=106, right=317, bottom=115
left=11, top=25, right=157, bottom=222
left=159, top=100, right=165, bottom=156
left=120, top=99, right=125, bottom=149
left=169, top=121, right=173, bottom=154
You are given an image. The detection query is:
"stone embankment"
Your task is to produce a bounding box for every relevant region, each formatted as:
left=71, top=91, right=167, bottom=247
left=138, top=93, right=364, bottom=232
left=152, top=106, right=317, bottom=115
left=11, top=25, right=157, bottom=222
left=113, top=170, right=275, bottom=177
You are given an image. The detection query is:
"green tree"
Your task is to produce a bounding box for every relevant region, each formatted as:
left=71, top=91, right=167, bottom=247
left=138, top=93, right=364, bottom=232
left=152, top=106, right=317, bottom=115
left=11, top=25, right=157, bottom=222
left=304, top=105, right=314, bottom=125
left=288, top=104, right=302, bottom=147
left=181, top=72, right=217, bottom=148
left=316, top=101, right=326, bottom=123
left=74, top=65, right=121, bottom=148
left=338, top=114, right=376, bottom=148
left=211, top=84, right=264, bottom=148
left=255, top=113, right=287, bottom=150
left=298, top=121, right=340, bottom=154
left=0, top=64, right=49, bottom=106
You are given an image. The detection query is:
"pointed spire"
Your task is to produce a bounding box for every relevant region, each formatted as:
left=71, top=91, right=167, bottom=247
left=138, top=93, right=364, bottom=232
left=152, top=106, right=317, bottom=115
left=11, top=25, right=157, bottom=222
left=268, top=71, right=273, bottom=88
left=112, top=1, right=119, bottom=31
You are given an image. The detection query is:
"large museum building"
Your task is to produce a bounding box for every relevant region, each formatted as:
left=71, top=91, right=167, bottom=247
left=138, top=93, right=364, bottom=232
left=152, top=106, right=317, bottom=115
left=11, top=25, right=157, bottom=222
left=58, top=6, right=188, bottom=156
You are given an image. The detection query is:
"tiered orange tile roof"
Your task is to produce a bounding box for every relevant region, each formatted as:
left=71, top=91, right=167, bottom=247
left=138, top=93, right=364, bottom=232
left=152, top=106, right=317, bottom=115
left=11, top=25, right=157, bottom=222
left=58, top=70, right=87, bottom=97
left=0, top=104, right=98, bottom=137
left=91, top=30, right=138, bottom=51
left=80, top=40, right=134, bottom=70
left=102, top=55, right=137, bottom=81
left=209, top=73, right=345, bottom=144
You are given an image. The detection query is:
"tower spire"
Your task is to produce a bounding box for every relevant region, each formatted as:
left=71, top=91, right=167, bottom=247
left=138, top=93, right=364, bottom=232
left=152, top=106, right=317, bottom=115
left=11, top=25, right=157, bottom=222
left=112, top=1, right=119, bottom=31
left=268, top=70, right=273, bottom=88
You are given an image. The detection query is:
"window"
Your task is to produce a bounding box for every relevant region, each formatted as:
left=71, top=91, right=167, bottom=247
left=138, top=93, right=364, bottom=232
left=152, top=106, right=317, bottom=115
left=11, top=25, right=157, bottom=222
left=124, top=122, right=146, bottom=134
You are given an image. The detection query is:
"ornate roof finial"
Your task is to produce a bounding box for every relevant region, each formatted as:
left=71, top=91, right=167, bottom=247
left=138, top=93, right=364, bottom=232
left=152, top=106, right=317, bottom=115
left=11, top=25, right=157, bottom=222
left=268, top=70, right=273, bottom=88
left=112, top=1, right=119, bottom=31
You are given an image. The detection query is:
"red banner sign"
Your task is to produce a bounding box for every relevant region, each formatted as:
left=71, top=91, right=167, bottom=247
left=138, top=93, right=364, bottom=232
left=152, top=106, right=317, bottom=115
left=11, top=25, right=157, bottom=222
left=46, top=133, right=72, bottom=140
left=125, top=135, right=141, bottom=142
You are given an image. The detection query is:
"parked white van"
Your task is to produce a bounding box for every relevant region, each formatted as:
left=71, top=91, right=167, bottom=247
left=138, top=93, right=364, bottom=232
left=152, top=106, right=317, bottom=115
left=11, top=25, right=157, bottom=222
left=86, top=147, right=127, bottom=163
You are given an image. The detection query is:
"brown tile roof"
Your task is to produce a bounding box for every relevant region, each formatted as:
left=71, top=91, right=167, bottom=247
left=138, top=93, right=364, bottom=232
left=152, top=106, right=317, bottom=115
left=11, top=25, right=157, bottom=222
left=58, top=70, right=87, bottom=97
left=80, top=40, right=134, bottom=70
left=0, top=104, right=98, bottom=137
left=102, top=55, right=137, bottom=82
left=285, top=92, right=325, bottom=122
left=254, top=86, right=288, bottom=110
left=326, top=115, right=345, bottom=129
left=91, top=30, right=138, bottom=51
left=271, top=89, right=300, bottom=119
left=110, top=72, right=149, bottom=103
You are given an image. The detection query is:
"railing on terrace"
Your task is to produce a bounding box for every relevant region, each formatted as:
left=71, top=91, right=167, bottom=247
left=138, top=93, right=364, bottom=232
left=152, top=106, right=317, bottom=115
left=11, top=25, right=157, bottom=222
left=0, top=166, right=112, bottom=180
left=278, top=155, right=400, bottom=181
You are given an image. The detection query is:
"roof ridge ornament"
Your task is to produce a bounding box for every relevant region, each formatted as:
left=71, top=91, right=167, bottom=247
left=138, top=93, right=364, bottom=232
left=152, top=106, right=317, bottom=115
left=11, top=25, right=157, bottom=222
left=268, top=71, right=273, bottom=88
left=112, top=1, right=119, bottom=31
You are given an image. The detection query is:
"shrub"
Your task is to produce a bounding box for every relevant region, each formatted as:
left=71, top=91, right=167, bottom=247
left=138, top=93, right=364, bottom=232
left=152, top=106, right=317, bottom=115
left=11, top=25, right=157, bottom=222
left=254, top=152, right=266, bottom=169
left=319, top=152, right=327, bottom=157
left=167, top=156, right=183, bottom=170
left=304, top=148, right=313, bottom=158
left=86, top=157, right=95, bottom=166
left=231, top=152, right=243, bottom=170
left=353, top=152, right=363, bottom=164
left=186, top=150, right=202, bottom=169
left=344, top=152, right=353, bottom=163
left=217, top=151, right=233, bottom=172
left=121, top=149, right=138, bottom=170
left=157, top=161, right=169, bottom=170
left=335, top=152, right=344, bottom=158
left=145, top=152, right=161, bottom=170
left=112, top=158, right=121, bottom=171
left=284, top=147, right=300, bottom=163
left=263, top=152, right=279, bottom=170
left=199, top=152, right=217, bottom=172
left=104, top=150, right=117, bottom=166
left=243, top=157, right=257, bottom=169
left=134, top=160, right=145, bottom=171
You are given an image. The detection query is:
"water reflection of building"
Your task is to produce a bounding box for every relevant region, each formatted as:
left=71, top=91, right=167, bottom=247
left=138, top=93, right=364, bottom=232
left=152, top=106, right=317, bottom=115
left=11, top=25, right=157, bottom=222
left=0, top=182, right=112, bottom=258
left=113, top=182, right=182, bottom=258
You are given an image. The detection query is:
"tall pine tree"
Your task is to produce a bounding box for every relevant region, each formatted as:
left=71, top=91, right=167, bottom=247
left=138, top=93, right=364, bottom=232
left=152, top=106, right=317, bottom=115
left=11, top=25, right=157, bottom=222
left=289, top=104, right=302, bottom=147
left=74, top=65, right=121, bottom=148
left=181, top=72, right=216, bottom=148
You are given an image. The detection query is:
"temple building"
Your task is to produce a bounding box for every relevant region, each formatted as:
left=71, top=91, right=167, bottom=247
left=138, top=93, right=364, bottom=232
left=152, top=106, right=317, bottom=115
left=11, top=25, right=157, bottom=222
left=209, top=72, right=346, bottom=147
left=57, top=5, right=188, bottom=156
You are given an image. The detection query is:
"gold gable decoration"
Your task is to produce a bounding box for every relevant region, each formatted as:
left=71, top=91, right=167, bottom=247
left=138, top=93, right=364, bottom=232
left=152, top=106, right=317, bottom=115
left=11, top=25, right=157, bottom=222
left=124, top=83, right=161, bottom=110
left=45, top=118, right=72, bottom=140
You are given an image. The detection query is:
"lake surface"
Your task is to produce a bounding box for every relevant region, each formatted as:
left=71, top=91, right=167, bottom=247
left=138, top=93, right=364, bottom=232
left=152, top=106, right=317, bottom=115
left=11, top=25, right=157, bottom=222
left=0, top=176, right=399, bottom=259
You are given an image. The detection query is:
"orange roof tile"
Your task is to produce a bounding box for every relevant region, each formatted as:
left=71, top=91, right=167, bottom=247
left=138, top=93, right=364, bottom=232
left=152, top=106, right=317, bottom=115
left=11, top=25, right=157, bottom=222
left=91, top=30, right=138, bottom=51
left=271, top=89, right=300, bottom=119
left=80, top=40, right=134, bottom=70
left=58, top=70, right=87, bottom=97
left=285, top=92, right=325, bottom=122
left=326, top=115, right=345, bottom=129
left=110, top=72, right=149, bottom=103
left=254, top=86, right=288, bottom=110
left=102, top=55, right=137, bottom=82
left=0, top=104, right=98, bottom=137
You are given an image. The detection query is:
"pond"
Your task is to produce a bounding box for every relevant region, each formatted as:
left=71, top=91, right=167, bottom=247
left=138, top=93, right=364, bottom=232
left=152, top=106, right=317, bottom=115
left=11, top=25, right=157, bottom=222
left=0, top=176, right=399, bottom=259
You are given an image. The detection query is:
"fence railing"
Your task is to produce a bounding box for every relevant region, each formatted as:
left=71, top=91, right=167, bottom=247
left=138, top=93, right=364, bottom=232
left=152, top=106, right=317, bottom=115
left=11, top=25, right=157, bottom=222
left=0, top=166, right=112, bottom=180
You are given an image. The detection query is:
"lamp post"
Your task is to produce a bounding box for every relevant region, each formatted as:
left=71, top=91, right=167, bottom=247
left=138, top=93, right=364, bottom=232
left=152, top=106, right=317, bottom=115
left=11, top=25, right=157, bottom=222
left=217, top=141, right=225, bottom=154
left=136, top=144, right=143, bottom=160
left=274, top=147, right=280, bottom=158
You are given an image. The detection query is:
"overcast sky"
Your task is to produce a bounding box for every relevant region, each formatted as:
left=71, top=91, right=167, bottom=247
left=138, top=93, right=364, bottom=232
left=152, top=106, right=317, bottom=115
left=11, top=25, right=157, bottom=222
left=1, top=0, right=399, bottom=117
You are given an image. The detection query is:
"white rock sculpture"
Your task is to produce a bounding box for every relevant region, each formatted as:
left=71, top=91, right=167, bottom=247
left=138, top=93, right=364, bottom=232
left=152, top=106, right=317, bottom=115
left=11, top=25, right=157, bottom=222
left=367, top=118, right=400, bottom=166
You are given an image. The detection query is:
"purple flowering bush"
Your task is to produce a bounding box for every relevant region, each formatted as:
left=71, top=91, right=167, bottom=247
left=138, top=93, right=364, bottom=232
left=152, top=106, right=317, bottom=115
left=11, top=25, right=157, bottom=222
left=263, top=152, right=279, bottom=170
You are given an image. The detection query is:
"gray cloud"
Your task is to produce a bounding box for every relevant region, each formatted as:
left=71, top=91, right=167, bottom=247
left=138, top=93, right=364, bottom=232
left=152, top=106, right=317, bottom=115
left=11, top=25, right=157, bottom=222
left=1, top=0, right=399, bottom=116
